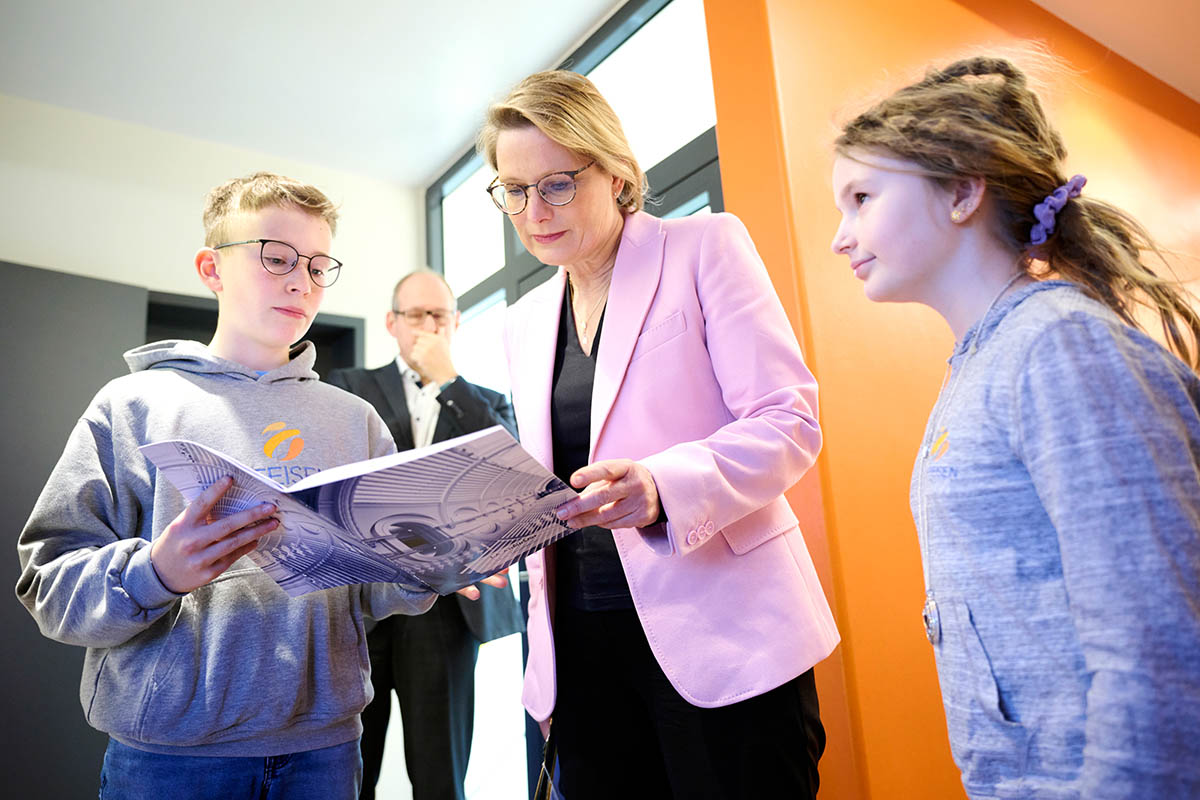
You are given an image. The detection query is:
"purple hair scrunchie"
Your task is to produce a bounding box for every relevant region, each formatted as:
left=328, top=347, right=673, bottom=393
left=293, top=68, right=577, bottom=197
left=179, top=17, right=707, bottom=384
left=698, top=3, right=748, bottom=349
left=1029, top=174, right=1087, bottom=246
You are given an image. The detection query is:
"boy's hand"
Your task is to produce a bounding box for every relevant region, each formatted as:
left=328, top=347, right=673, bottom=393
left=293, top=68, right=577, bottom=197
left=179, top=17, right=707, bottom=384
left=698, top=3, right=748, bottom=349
left=454, top=571, right=509, bottom=601
left=150, top=477, right=280, bottom=594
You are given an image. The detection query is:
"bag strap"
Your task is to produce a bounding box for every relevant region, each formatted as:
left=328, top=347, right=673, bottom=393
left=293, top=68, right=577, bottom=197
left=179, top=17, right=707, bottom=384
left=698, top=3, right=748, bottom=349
left=533, top=717, right=558, bottom=800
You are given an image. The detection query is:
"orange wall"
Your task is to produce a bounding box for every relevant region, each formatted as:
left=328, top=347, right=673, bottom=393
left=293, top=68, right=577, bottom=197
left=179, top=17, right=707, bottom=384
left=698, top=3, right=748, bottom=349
left=703, top=1, right=1200, bottom=798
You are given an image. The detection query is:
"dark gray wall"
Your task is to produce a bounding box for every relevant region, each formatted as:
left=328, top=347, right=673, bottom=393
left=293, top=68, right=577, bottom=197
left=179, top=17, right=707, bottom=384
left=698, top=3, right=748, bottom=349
left=2, top=260, right=366, bottom=796
left=2, top=260, right=148, bottom=797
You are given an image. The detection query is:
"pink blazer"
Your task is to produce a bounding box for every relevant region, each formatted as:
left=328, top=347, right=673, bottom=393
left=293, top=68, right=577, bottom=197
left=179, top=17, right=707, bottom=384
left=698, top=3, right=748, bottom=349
left=505, top=210, right=839, bottom=720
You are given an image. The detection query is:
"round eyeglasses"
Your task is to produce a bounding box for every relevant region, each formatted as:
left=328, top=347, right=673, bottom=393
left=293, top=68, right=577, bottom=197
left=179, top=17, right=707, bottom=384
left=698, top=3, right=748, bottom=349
left=392, top=307, right=455, bottom=327
left=485, top=161, right=596, bottom=215
left=213, top=238, right=343, bottom=288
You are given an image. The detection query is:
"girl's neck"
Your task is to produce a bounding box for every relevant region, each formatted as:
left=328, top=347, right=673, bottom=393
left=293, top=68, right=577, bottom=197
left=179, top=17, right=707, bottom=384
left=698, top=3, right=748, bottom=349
left=930, top=234, right=1030, bottom=340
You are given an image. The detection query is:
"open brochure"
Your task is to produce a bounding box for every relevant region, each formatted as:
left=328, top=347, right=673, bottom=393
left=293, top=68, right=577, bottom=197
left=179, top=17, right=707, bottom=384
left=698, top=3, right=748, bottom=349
left=140, top=426, right=578, bottom=597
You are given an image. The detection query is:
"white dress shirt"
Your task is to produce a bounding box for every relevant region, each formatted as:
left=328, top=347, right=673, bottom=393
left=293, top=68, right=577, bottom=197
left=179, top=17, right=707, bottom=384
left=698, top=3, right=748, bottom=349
left=396, top=355, right=442, bottom=449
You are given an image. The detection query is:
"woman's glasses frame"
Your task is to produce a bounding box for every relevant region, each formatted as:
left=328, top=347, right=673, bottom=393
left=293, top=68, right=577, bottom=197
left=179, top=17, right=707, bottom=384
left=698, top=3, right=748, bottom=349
left=486, top=160, right=597, bottom=215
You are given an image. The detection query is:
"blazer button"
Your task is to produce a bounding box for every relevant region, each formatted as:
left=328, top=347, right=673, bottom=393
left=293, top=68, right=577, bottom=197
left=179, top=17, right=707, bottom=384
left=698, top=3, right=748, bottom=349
left=686, top=530, right=699, bottom=546
left=705, top=521, right=716, bottom=534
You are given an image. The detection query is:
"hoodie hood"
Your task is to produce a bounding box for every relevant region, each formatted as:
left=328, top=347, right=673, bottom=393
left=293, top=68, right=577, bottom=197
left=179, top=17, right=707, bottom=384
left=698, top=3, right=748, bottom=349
left=123, top=339, right=319, bottom=383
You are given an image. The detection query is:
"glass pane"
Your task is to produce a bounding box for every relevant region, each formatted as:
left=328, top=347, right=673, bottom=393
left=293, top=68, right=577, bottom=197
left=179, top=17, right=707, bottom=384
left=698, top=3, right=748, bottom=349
left=443, top=163, right=505, bottom=297
left=452, top=289, right=510, bottom=397
left=664, top=191, right=711, bottom=219
left=586, top=0, right=716, bottom=173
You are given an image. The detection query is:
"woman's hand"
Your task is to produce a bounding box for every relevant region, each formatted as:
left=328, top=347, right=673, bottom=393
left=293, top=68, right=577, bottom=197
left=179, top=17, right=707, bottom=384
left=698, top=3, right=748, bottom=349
left=150, top=477, right=279, bottom=594
left=556, top=459, right=661, bottom=530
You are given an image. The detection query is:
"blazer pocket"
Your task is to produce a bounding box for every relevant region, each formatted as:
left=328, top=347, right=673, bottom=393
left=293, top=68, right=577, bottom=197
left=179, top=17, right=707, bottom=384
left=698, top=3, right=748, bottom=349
left=721, top=499, right=798, bottom=555
left=630, top=310, right=687, bottom=362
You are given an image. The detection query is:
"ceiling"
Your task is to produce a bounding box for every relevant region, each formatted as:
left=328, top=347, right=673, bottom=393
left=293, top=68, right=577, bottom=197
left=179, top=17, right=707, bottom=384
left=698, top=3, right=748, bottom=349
left=0, top=0, right=1194, bottom=188
left=1031, top=0, right=1199, bottom=106
left=0, top=0, right=623, bottom=185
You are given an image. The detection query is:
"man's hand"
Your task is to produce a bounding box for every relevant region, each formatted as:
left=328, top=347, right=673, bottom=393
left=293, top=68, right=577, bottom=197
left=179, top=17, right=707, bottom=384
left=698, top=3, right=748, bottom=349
left=150, top=477, right=279, bottom=593
left=555, top=459, right=661, bottom=530
left=408, top=331, right=459, bottom=386
left=455, top=571, right=510, bottom=601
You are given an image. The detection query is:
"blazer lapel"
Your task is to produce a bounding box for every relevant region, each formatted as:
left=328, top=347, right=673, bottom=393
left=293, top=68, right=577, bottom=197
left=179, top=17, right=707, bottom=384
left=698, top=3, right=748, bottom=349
left=372, top=365, right=416, bottom=452
left=590, top=212, right=665, bottom=456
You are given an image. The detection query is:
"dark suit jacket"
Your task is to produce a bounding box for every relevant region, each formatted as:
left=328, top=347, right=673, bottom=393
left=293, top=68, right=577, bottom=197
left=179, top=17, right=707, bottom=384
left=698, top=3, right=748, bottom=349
left=326, top=364, right=524, bottom=643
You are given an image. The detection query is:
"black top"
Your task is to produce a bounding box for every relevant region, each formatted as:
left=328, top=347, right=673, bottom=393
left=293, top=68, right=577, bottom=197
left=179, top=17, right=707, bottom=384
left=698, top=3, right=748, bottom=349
left=551, top=286, right=634, bottom=611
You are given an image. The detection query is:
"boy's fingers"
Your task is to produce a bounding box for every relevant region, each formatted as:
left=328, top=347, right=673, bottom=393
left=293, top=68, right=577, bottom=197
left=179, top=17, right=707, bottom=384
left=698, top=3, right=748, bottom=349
left=207, top=517, right=276, bottom=563
left=204, top=503, right=277, bottom=543
left=207, top=539, right=264, bottom=578
left=184, top=477, right=234, bottom=522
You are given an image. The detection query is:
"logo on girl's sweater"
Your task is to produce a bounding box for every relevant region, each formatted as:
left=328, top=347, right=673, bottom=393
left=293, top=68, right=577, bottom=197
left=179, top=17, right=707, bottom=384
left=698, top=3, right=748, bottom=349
left=927, top=427, right=957, bottom=478
left=930, top=428, right=949, bottom=461
left=262, top=421, right=305, bottom=461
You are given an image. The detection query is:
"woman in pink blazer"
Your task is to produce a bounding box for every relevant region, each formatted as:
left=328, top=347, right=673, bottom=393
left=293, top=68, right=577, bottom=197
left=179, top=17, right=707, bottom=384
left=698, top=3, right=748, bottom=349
left=478, top=70, right=839, bottom=799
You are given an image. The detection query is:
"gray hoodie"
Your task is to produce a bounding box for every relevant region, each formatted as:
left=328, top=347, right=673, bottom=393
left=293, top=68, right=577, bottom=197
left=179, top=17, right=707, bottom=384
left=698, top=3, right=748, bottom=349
left=16, top=340, right=434, bottom=757
left=911, top=281, right=1200, bottom=798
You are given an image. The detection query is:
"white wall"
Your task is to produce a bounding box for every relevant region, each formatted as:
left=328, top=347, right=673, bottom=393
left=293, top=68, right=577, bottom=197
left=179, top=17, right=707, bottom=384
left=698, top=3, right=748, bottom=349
left=0, top=92, right=423, bottom=369
left=1, top=91, right=530, bottom=799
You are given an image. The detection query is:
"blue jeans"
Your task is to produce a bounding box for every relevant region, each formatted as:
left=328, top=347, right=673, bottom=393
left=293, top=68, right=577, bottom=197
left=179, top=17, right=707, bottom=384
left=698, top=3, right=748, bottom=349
left=99, top=738, right=362, bottom=800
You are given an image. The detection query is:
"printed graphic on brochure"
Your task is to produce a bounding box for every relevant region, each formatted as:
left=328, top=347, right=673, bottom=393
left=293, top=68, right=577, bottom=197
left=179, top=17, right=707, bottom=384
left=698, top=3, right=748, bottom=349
left=140, top=426, right=578, bottom=596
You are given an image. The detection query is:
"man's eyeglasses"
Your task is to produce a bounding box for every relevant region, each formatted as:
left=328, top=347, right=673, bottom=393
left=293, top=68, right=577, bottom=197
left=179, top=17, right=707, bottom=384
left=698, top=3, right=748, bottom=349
left=392, top=307, right=455, bottom=327
left=486, top=161, right=596, bottom=215
left=213, top=239, right=343, bottom=288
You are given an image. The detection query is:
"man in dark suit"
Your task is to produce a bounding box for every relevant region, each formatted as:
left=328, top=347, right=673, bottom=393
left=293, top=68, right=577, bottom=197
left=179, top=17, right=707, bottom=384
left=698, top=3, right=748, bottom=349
left=327, top=269, right=523, bottom=800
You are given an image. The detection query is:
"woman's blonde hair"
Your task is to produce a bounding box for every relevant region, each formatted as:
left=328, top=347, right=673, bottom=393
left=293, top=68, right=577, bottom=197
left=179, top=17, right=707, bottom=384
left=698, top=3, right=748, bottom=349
left=836, top=55, right=1200, bottom=369
left=477, top=70, right=648, bottom=213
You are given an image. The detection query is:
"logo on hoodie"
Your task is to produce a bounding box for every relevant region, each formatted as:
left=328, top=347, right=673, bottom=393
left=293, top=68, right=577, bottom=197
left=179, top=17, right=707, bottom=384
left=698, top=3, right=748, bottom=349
left=262, top=422, right=305, bottom=461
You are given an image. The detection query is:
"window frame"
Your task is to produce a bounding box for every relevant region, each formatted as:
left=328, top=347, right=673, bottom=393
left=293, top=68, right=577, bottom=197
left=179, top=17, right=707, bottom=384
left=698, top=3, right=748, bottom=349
left=425, top=0, right=722, bottom=310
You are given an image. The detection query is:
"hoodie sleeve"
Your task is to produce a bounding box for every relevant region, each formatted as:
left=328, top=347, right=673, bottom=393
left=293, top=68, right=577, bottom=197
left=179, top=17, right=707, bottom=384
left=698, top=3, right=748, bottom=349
left=355, top=404, right=437, bottom=617
left=16, top=392, right=183, bottom=649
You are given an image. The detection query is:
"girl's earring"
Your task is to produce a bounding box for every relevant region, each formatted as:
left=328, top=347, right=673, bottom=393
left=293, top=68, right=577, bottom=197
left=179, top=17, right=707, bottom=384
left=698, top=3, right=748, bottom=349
left=951, top=209, right=965, bottom=223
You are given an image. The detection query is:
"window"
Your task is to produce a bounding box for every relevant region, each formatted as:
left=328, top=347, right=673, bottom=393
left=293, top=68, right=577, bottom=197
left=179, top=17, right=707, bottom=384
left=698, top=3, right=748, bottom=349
left=426, top=0, right=723, bottom=314
left=452, top=288, right=509, bottom=396
left=442, top=163, right=505, bottom=297
left=587, top=0, right=716, bottom=173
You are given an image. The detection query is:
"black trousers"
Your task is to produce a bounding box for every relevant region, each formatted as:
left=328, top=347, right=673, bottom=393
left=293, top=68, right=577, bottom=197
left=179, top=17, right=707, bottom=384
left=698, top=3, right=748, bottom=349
left=359, top=598, right=479, bottom=800
left=552, top=605, right=825, bottom=800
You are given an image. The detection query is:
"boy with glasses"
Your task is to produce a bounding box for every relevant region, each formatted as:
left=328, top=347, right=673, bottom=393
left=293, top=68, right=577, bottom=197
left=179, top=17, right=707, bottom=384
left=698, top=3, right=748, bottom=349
left=16, top=173, right=492, bottom=799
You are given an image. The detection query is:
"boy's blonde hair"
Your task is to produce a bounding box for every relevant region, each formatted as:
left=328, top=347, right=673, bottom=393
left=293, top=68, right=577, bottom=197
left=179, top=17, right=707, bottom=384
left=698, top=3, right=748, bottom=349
left=202, top=172, right=339, bottom=247
left=477, top=70, right=648, bottom=213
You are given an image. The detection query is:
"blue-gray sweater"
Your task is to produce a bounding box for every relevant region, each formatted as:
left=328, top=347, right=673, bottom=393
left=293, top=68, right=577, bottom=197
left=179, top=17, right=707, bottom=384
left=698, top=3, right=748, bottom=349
left=910, top=282, right=1200, bottom=799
